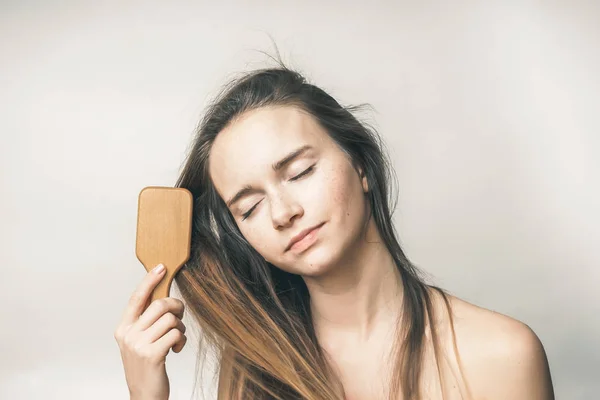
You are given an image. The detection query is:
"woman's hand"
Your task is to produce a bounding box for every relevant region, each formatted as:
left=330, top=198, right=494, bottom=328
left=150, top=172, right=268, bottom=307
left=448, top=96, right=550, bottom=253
left=114, top=264, right=188, bottom=400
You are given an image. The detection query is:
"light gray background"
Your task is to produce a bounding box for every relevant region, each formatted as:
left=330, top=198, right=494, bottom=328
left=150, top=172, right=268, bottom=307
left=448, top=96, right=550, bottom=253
left=1, top=1, right=598, bottom=399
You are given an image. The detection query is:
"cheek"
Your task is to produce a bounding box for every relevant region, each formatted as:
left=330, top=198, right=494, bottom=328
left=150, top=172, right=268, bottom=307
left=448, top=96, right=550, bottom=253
left=319, top=163, right=363, bottom=223
left=301, top=164, right=367, bottom=267
left=237, top=224, right=261, bottom=250
left=239, top=223, right=277, bottom=259
left=331, top=181, right=349, bottom=214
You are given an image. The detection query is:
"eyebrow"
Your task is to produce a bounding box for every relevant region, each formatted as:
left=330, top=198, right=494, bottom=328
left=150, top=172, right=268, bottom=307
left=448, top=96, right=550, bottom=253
left=226, top=145, right=313, bottom=208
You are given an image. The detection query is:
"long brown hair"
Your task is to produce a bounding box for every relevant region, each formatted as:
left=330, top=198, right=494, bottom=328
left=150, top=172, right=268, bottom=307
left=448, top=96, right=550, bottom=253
left=173, top=60, right=462, bottom=399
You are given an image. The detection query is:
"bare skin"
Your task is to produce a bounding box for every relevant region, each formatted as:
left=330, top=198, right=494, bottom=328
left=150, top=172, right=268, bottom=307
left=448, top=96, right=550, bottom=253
left=321, top=290, right=555, bottom=399
left=209, top=105, right=554, bottom=399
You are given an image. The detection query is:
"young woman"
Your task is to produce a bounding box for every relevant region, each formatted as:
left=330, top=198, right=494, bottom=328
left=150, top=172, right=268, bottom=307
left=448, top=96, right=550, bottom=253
left=114, top=65, right=554, bottom=399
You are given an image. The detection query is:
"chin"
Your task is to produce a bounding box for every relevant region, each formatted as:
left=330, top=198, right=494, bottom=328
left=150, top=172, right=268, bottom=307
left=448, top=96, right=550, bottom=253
left=293, top=245, right=343, bottom=277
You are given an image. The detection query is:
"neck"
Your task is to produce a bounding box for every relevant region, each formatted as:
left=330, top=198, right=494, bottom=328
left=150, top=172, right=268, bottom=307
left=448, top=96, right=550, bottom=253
left=303, top=217, right=403, bottom=344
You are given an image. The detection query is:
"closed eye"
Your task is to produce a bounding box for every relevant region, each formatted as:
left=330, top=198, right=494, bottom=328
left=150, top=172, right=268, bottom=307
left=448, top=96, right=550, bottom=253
left=242, top=200, right=261, bottom=220
left=289, top=165, right=314, bottom=181
left=241, top=165, right=316, bottom=221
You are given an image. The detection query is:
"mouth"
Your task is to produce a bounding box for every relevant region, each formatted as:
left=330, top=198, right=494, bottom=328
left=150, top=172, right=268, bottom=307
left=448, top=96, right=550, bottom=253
left=285, top=222, right=326, bottom=253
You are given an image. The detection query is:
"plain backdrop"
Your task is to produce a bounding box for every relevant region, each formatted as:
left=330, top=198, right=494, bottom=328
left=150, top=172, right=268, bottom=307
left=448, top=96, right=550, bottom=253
left=1, top=1, right=598, bottom=399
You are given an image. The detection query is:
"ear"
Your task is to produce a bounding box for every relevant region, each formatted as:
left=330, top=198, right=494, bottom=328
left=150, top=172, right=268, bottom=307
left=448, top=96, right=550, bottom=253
left=358, top=167, right=369, bottom=193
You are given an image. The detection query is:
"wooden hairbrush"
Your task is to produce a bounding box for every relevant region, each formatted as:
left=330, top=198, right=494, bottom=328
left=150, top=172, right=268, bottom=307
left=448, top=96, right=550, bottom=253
left=135, top=186, right=193, bottom=303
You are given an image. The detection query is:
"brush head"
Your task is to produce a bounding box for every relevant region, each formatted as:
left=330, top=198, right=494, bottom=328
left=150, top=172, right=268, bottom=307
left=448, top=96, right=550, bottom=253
left=135, top=186, right=193, bottom=300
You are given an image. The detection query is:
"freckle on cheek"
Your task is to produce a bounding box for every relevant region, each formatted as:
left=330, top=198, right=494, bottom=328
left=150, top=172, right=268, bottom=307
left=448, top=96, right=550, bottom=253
left=331, top=184, right=347, bottom=204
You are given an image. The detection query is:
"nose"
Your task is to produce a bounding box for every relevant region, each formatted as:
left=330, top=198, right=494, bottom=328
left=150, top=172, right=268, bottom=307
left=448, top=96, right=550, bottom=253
left=270, top=190, right=303, bottom=229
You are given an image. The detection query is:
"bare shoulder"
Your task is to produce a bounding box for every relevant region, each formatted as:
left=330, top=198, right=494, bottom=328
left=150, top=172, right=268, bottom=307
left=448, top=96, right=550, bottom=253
left=435, top=292, right=554, bottom=400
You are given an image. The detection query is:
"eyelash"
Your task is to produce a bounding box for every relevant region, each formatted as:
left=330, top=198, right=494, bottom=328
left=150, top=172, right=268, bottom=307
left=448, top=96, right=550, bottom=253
left=241, top=165, right=315, bottom=221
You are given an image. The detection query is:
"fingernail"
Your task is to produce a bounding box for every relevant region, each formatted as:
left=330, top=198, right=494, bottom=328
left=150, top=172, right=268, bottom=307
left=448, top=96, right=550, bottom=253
left=154, top=264, right=165, bottom=274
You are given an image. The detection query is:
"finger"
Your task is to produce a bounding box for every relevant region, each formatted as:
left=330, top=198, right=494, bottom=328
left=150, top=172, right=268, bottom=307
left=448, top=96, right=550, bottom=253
left=172, top=333, right=188, bottom=353
left=120, top=264, right=166, bottom=326
left=143, top=312, right=186, bottom=344
left=152, top=328, right=186, bottom=358
left=136, top=297, right=185, bottom=332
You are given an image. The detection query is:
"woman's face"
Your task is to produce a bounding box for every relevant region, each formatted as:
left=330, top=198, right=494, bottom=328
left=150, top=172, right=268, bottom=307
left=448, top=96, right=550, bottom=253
left=209, top=105, right=369, bottom=276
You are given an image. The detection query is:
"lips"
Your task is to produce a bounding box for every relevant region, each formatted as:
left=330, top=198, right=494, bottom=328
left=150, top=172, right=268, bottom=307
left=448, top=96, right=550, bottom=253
left=285, top=222, right=325, bottom=252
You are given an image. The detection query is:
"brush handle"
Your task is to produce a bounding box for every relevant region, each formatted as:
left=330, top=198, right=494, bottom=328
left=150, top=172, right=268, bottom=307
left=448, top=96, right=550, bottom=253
left=151, top=271, right=174, bottom=302
left=148, top=263, right=185, bottom=303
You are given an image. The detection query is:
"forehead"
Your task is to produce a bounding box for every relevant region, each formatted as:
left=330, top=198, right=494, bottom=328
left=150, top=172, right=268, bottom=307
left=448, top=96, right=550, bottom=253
left=208, top=106, right=329, bottom=197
